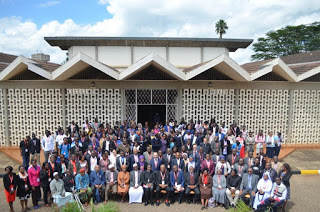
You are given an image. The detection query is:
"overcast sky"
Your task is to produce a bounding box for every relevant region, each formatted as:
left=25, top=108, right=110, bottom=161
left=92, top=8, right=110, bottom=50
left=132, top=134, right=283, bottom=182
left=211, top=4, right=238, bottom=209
left=0, top=0, right=319, bottom=65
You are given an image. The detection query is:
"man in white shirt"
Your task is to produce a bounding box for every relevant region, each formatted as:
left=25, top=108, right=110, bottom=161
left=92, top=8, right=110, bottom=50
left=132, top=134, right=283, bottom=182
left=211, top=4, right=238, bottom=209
left=55, top=129, right=67, bottom=149
left=41, top=130, right=55, bottom=162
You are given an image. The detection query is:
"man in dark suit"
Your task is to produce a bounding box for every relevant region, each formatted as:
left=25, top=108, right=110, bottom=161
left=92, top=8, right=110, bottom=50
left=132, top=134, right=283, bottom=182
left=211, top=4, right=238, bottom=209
left=129, top=148, right=140, bottom=171
left=170, top=165, right=184, bottom=204
left=29, top=133, right=41, bottom=164
left=212, top=149, right=221, bottom=163
left=150, top=152, right=162, bottom=172
left=244, top=151, right=255, bottom=167
left=200, top=137, right=211, bottom=156
left=191, top=131, right=203, bottom=146
left=116, top=150, right=129, bottom=171
left=171, top=152, right=185, bottom=172
left=240, top=167, right=259, bottom=206
left=184, top=166, right=200, bottom=204
left=195, top=146, right=205, bottom=167
left=228, top=149, right=240, bottom=169
left=155, top=164, right=170, bottom=206
left=188, top=144, right=198, bottom=164
left=162, top=148, right=175, bottom=171
left=263, top=162, right=277, bottom=183
left=70, top=140, right=83, bottom=155
left=221, top=136, right=231, bottom=158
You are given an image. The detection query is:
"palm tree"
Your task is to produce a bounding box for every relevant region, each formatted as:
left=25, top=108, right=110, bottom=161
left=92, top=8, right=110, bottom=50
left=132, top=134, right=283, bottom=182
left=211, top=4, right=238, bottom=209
left=215, top=19, right=228, bottom=38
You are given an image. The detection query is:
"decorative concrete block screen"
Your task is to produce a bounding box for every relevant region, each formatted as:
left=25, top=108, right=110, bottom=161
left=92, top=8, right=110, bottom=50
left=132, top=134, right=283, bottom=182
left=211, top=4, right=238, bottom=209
left=0, top=90, right=5, bottom=145
left=238, top=89, right=289, bottom=142
left=65, top=89, right=121, bottom=128
left=182, top=89, right=235, bottom=124
left=292, top=90, right=320, bottom=144
left=7, top=89, right=62, bottom=145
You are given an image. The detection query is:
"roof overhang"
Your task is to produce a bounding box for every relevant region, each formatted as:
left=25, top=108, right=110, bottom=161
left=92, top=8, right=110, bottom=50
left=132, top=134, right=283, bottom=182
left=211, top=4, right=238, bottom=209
left=250, top=58, right=298, bottom=82
left=0, top=56, right=52, bottom=80
left=185, top=54, right=251, bottom=81
left=297, top=65, right=320, bottom=81
left=52, top=53, right=119, bottom=80
left=119, top=53, right=185, bottom=80
left=44, top=36, right=253, bottom=52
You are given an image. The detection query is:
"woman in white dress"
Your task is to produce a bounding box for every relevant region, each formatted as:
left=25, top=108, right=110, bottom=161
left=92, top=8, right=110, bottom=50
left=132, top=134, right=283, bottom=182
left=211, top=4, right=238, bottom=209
left=253, top=173, right=273, bottom=209
left=128, top=164, right=144, bottom=204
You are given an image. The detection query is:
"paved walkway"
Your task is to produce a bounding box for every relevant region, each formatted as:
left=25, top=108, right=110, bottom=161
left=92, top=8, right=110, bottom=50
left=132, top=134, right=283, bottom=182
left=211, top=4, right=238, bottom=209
left=282, top=149, right=320, bottom=171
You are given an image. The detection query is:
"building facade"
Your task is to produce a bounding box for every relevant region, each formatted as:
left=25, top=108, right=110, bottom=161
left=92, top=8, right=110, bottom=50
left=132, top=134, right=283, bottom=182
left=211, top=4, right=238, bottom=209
left=0, top=37, right=319, bottom=146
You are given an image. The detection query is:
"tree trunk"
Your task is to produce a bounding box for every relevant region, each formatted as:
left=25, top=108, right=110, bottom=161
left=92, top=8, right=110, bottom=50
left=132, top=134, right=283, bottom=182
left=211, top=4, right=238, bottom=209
left=220, top=33, right=222, bottom=39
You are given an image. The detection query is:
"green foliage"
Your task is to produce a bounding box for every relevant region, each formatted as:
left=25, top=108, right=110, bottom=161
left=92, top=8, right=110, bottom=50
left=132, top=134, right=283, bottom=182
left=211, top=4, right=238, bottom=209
left=251, top=22, right=320, bottom=61
left=215, top=19, right=229, bottom=38
left=60, top=202, right=83, bottom=212
left=228, top=199, right=253, bottom=212
left=96, top=202, right=120, bottom=212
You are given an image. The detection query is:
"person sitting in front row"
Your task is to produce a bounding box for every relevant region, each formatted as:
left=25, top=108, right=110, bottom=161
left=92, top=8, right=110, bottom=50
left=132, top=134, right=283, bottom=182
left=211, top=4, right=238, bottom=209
left=155, top=164, right=170, bottom=207
left=226, top=169, right=241, bottom=208
left=75, top=168, right=92, bottom=207
left=258, top=177, right=287, bottom=212
left=50, top=172, right=73, bottom=207
left=129, top=163, right=143, bottom=204
left=185, top=166, right=200, bottom=204
left=170, top=165, right=184, bottom=204
left=90, top=165, right=105, bottom=205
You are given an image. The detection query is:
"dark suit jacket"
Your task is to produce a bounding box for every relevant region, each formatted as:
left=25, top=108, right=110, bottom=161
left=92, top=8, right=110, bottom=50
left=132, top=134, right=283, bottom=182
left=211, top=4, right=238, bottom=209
left=184, top=172, right=199, bottom=187
left=220, top=139, right=231, bottom=155
left=129, top=154, right=141, bottom=170
left=244, top=157, right=255, bottom=167
left=227, top=154, right=240, bottom=167
left=155, top=170, right=170, bottom=186
left=28, top=138, right=41, bottom=154
left=162, top=154, right=175, bottom=171
left=116, top=156, right=129, bottom=171
left=150, top=158, right=162, bottom=172
left=240, top=173, right=259, bottom=192
left=170, top=171, right=184, bottom=188
left=141, top=170, right=156, bottom=186
left=171, top=158, right=185, bottom=172
left=129, top=170, right=142, bottom=187
left=87, top=156, right=100, bottom=175
left=211, top=154, right=221, bottom=163
left=70, top=145, right=82, bottom=155
left=201, top=143, right=212, bottom=155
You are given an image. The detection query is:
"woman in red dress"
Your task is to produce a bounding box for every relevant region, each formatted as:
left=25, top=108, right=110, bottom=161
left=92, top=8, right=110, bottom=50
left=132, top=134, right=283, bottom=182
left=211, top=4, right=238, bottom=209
left=3, top=166, right=18, bottom=212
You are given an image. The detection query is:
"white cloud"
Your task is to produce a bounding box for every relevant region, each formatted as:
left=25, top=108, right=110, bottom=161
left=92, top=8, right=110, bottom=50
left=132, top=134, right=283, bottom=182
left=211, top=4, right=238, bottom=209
left=1, top=0, right=320, bottom=64
left=38, top=1, right=60, bottom=8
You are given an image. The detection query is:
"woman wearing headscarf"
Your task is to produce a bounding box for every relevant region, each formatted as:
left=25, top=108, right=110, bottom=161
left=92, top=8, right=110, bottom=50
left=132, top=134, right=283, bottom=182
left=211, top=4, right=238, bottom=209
left=17, top=165, right=32, bottom=212
left=212, top=168, right=226, bottom=207
left=3, top=166, right=18, bottom=212
left=215, top=156, right=231, bottom=177
left=199, top=168, right=212, bottom=210
left=253, top=173, right=273, bottom=210
left=138, top=155, right=147, bottom=172
left=117, top=165, right=130, bottom=202
left=182, top=153, right=189, bottom=174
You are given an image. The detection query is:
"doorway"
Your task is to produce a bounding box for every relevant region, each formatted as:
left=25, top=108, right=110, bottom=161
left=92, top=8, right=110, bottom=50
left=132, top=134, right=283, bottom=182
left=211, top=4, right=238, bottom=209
left=138, top=105, right=166, bottom=127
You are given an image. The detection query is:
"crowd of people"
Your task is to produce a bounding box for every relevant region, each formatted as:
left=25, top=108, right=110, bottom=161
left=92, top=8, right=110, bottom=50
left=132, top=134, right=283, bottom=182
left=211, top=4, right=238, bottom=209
left=3, top=118, right=292, bottom=212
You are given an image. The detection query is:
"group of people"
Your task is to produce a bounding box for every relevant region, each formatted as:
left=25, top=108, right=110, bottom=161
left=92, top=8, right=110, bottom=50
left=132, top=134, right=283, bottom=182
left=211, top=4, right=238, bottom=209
left=3, top=118, right=290, bottom=211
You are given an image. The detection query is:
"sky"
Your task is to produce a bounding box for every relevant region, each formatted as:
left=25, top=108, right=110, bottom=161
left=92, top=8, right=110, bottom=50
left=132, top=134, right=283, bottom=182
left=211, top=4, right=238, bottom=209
left=0, top=0, right=319, bottom=65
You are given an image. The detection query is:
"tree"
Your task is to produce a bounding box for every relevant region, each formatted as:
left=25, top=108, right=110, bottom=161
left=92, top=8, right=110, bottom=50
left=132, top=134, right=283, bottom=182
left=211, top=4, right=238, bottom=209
left=215, top=19, right=228, bottom=38
left=251, top=22, right=320, bottom=61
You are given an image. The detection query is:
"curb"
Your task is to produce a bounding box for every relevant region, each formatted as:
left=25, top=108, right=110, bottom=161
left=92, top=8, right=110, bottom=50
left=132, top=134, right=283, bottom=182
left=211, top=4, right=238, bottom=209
left=292, top=170, right=320, bottom=175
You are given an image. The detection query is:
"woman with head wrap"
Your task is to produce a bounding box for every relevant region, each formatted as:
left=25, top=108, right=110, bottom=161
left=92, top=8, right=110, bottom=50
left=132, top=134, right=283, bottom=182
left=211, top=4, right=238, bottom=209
left=212, top=168, right=226, bottom=207
left=182, top=152, right=189, bottom=174
left=253, top=173, right=273, bottom=209
left=117, top=165, right=130, bottom=202
left=215, top=155, right=231, bottom=177
left=75, top=168, right=92, bottom=206
left=138, top=155, right=147, bottom=172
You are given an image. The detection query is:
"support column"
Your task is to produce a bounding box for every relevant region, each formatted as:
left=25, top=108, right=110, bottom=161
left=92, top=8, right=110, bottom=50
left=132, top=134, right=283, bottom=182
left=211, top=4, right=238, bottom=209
left=131, top=45, right=134, bottom=65
left=234, top=89, right=239, bottom=124
left=287, top=90, right=293, bottom=144
left=178, top=89, right=183, bottom=122
left=3, top=89, right=10, bottom=146
left=166, top=46, right=169, bottom=61
left=200, top=46, right=204, bottom=63
left=61, top=88, right=66, bottom=131
left=121, top=89, right=125, bottom=122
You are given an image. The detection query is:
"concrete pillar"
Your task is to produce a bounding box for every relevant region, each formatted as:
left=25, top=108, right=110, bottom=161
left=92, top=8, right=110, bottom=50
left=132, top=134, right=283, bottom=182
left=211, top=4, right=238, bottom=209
left=3, top=89, right=10, bottom=146
left=178, top=89, right=183, bottom=122
left=131, top=45, right=134, bottom=64
left=61, top=88, right=67, bottom=131
left=121, top=89, right=125, bottom=122
left=234, top=89, right=239, bottom=124
left=166, top=46, right=169, bottom=61
left=287, top=90, right=293, bottom=144
left=95, top=45, right=98, bottom=60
